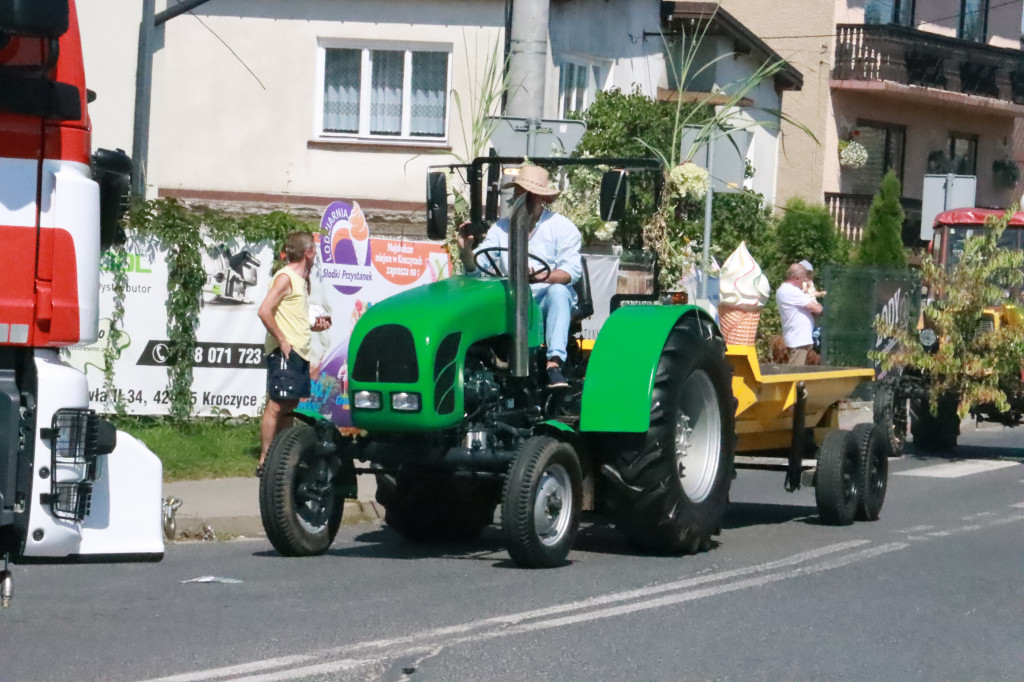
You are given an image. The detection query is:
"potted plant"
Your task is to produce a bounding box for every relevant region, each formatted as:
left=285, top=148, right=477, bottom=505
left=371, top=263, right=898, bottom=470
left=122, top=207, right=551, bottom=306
left=992, top=157, right=1020, bottom=188
left=838, top=138, right=868, bottom=169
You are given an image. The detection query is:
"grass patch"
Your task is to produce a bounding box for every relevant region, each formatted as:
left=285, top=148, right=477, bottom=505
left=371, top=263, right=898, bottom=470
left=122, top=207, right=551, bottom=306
left=114, top=416, right=260, bottom=481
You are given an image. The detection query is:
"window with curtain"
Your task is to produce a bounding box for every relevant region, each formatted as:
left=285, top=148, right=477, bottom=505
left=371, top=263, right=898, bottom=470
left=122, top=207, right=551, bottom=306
left=321, top=45, right=449, bottom=140
left=958, top=0, right=989, bottom=42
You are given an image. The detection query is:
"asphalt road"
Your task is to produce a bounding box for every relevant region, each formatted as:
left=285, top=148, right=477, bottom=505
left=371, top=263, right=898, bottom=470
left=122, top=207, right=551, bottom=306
left=3, top=424, right=1022, bottom=682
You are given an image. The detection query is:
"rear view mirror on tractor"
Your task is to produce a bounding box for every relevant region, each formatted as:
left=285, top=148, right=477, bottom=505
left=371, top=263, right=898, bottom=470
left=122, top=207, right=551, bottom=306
left=600, top=169, right=629, bottom=222
left=426, top=171, right=448, bottom=240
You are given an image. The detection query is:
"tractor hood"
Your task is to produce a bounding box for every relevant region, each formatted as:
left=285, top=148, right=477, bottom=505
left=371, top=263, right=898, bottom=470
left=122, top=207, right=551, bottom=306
left=348, top=276, right=542, bottom=432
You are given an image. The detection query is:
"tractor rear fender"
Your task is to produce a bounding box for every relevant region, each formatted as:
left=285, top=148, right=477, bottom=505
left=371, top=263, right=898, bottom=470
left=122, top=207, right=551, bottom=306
left=580, top=305, right=719, bottom=433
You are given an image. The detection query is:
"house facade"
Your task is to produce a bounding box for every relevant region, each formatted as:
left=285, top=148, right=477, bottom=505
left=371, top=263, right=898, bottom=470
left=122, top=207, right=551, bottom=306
left=77, top=0, right=802, bottom=233
left=721, top=0, right=1024, bottom=242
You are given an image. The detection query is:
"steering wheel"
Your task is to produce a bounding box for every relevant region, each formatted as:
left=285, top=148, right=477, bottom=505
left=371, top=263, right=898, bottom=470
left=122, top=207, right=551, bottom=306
left=474, top=247, right=551, bottom=280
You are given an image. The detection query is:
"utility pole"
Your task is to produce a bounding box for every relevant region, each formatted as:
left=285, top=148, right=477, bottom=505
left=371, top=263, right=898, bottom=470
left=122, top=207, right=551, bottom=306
left=131, top=0, right=216, bottom=197
left=505, top=0, right=550, bottom=155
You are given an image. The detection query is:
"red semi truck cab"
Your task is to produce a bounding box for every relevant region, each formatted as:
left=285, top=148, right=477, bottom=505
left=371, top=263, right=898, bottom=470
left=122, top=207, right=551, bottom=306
left=0, top=0, right=162, bottom=586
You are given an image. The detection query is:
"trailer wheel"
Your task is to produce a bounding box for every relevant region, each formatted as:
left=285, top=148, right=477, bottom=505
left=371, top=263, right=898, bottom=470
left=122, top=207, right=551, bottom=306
left=873, top=377, right=906, bottom=457
left=852, top=423, right=888, bottom=521
left=260, top=425, right=343, bottom=556
left=606, top=317, right=735, bottom=555
left=376, top=475, right=497, bottom=542
left=815, top=429, right=859, bottom=525
left=910, top=395, right=960, bottom=452
left=502, top=436, right=582, bottom=568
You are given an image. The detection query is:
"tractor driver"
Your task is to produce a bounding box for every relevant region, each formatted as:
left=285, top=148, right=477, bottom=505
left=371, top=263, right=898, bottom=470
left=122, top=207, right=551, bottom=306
left=457, top=164, right=582, bottom=388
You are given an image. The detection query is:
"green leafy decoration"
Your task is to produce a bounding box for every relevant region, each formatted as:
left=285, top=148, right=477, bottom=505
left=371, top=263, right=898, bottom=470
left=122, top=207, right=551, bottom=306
left=873, top=207, right=1024, bottom=417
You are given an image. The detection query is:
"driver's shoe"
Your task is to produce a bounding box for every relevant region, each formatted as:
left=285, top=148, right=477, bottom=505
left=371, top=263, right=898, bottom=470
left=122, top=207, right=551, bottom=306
left=547, top=360, right=569, bottom=388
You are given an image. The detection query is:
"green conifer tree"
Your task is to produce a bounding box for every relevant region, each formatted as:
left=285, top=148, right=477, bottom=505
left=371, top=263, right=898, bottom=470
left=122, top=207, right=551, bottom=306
left=857, top=170, right=907, bottom=267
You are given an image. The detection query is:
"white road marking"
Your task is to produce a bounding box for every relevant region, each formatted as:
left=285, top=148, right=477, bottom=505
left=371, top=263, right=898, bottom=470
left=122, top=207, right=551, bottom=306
left=894, top=460, right=1020, bottom=478
left=1011, top=502, right=1024, bottom=509
left=895, top=525, right=935, bottom=533
left=143, top=656, right=318, bottom=682
left=146, top=515, right=1024, bottom=682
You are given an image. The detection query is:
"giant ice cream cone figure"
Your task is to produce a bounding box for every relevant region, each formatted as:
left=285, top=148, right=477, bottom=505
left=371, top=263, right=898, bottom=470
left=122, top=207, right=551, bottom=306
left=717, top=241, right=770, bottom=345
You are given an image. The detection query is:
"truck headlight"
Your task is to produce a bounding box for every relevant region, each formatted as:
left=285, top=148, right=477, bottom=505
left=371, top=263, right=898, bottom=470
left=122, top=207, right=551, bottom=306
left=353, top=390, right=381, bottom=410
left=919, top=328, right=937, bottom=347
left=391, top=392, right=421, bottom=412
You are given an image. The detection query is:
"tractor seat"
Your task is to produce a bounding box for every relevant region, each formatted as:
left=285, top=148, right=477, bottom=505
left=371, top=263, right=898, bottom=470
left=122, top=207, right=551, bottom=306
left=571, top=257, right=594, bottom=326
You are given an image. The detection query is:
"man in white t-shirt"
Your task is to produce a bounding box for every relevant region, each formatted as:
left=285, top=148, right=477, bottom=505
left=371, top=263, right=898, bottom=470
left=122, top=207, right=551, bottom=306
left=776, top=262, right=823, bottom=365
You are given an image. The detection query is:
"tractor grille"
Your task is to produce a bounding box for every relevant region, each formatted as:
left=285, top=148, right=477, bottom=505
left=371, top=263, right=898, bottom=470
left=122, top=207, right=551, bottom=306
left=352, top=324, right=418, bottom=383
left=433, top=333, right=461, bottom=415
left=975, top=317, right=995, bottom=338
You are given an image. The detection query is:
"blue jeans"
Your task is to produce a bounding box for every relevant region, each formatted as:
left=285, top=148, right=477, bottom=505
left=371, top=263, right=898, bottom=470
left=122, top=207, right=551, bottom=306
left=534, top=283, right=572, bottom=362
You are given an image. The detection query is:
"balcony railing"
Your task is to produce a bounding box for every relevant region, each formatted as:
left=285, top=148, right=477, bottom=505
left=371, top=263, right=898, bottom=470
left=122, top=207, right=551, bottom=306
left=826, top=192, right=923, bottom=244
left=833, top=24, right=1024, bottom=105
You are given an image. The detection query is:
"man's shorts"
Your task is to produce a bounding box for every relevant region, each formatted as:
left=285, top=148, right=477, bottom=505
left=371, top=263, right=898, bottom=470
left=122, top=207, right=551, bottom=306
left=266, top=349, right=311, bottom=401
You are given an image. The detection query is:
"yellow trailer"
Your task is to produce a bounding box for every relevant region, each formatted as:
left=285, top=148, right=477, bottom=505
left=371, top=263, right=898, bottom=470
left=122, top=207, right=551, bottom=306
left=725, top=346, right=886, bottom=525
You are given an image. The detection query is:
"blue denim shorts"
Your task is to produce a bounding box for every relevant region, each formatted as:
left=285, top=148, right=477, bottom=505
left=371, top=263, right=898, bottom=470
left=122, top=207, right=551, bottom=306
left=266, top=349, right=311, bottom=401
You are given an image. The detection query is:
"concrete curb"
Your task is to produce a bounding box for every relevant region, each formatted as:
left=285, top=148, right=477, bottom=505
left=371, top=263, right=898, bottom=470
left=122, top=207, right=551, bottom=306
left=166, top=500, right=384, bottom=541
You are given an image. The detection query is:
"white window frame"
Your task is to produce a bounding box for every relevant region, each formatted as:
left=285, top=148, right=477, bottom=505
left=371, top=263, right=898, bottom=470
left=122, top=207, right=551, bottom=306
left=557, top=55, right=611, bottom=118
left=315, top=39, right=453, bottom=145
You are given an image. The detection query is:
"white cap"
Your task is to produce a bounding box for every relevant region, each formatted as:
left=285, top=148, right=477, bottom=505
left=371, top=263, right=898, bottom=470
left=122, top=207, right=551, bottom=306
left=799, top=260, right=814, bottom=271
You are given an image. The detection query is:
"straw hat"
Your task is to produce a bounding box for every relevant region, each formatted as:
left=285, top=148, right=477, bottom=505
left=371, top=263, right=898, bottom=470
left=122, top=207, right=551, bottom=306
left=507, top=165, right=560, bottom=198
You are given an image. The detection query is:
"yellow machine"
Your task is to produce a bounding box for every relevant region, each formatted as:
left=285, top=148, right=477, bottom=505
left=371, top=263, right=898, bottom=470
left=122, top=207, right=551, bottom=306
left=726, top=345, right=883, bottom=525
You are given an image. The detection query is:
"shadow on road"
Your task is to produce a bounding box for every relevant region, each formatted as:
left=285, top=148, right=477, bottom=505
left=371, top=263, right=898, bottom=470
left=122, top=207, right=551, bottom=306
left=903, top=441, right=1024, bottom=462
left=723, top=501, right=818, bottom=530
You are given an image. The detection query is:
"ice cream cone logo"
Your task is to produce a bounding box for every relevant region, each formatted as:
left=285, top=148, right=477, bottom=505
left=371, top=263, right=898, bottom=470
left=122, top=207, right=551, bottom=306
left=320, top=200, right=373, bottom=295
left=348, top=202, right=370, bottom=267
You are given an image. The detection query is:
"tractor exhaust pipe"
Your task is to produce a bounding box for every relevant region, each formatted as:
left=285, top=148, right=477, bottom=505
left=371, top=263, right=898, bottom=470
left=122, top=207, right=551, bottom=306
left=508, top=194, right=533, bottom=377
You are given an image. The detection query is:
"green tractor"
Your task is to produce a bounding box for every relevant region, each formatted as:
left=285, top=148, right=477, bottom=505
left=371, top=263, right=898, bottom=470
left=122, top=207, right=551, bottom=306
left=259, top=157, right=736, bottom=568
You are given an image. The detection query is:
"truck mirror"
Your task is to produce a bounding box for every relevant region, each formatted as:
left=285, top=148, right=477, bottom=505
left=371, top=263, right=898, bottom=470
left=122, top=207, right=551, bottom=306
left=600, top=170, right=628, bottom=221
left=426, top=171, right=448, bottom=240
left=0, top=0, right=69, bottom=38
left=92, top=148, right=133, bottom=249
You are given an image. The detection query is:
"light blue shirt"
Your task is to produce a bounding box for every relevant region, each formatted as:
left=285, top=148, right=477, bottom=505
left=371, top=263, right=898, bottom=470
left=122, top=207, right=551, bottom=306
left=470, top=209, right=583, bottom=300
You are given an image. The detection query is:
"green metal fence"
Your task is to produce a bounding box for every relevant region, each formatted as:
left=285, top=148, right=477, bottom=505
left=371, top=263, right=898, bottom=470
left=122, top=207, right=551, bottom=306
left=820, top=265, right=920, bottom=374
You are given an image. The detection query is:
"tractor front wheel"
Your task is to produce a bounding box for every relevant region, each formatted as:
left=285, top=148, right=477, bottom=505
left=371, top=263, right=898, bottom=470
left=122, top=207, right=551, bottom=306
left=910, top=395, right=960, bottom=452
left=502, top=436, right=582, bottom=568
left=259, top=425, right=344, bottom=556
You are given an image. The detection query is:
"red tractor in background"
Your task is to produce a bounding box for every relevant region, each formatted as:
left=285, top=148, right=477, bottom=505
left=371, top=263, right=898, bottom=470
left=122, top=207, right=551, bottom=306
left=0, top=0, right=164, bottom=604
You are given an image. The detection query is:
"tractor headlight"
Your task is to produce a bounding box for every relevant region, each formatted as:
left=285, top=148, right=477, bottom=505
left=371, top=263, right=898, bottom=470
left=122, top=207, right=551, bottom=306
left=919, top=328, right=937, bottom=348
left=353, top=390, right=381, bottom=410
left=391, top=392, right=421, bottom=412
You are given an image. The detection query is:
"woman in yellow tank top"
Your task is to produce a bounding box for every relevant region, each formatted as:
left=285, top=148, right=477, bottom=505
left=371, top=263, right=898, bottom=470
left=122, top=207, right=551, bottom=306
left=256, top=232, right=332, bottom=475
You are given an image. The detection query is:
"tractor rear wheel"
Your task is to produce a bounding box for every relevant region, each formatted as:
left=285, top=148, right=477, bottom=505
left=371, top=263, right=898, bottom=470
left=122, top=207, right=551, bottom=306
left=852, top=423, right=888, bottom=521
left=815, top=429, right=859, bottom=526
left=910, top=395, right=960, bottom=452
left=376, top=474, right=498, bottom=542
left=873, top=376, right=906, bottom=457
left=260, top=425, right=344, bottom=556
left=502, top=436, right=582, bottom=568
left=605, top=317, right=735, bottom=555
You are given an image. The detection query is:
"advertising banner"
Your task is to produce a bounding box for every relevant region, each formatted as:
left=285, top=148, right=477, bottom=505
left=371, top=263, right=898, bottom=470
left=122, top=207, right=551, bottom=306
left=66, top=204, right=451, bottom=420
left=302, top=201, right=451, bottom=427
left=65, top=234, right=277, bottom=416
